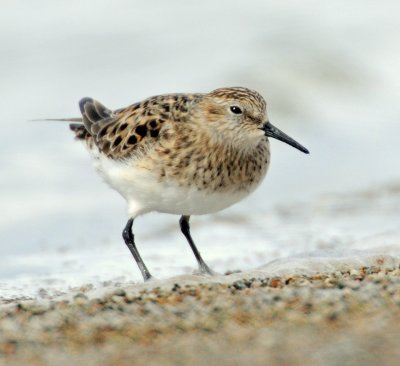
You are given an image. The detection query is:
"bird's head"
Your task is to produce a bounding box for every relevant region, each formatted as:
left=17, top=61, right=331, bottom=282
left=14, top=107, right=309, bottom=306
left=195, top=87, right=309, bottom=154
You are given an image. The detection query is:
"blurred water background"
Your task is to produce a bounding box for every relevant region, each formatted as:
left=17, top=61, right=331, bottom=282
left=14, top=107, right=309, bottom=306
left=0, top=0, right=399, bottom=298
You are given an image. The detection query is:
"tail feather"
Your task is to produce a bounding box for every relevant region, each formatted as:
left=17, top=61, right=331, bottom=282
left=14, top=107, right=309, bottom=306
left=79, top=97, right=113, bottom=131
left=32, top=97, right=112, bottom=143
left=69, top=123, right=90, bottom=140
left=30, top=117, right=83, bottom=122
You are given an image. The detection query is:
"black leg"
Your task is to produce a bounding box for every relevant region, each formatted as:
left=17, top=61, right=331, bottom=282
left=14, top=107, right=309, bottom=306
left=122, top=218, right=152, bottom=281
left=179, top=215, right=214, bottom=275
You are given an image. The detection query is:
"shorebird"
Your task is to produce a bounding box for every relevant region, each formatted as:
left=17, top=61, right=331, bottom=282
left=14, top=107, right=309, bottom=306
left=50, top=87, right=309, bottom=281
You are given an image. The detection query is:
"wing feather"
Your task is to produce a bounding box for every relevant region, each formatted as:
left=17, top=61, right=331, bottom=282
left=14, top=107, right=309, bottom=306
left=77, top=93, right=201, bottom=159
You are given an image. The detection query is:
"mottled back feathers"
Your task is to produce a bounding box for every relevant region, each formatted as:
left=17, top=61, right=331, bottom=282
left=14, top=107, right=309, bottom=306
left=73, top=93, right=202, bottom=159
left=70, top=87, right=270, bottom=162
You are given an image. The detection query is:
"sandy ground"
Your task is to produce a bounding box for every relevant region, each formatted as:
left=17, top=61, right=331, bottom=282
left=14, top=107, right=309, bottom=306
left=1, top=183, right=400, bottom=365
left=1, top=264, right=400, bottom=366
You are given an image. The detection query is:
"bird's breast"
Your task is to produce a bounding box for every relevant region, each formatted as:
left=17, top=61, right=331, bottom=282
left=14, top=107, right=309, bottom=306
left=94, top=138, right=270, bottom=216
left=152, top=138, right=270, bottom=194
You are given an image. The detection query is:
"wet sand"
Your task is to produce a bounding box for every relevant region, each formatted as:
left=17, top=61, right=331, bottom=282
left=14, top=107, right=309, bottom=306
left=1, top=265, right=400, bottom=366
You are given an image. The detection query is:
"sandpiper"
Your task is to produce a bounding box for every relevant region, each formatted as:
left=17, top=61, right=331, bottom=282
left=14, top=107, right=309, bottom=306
left=52, top=87, right=309, bottom=281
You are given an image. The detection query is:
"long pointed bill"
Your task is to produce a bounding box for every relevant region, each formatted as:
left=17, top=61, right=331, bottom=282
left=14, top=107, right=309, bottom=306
left=263, top=122, right=309, bottom=154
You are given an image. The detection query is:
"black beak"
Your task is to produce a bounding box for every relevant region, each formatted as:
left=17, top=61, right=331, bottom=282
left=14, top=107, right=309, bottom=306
left=262, top=122, right=309, bottom=154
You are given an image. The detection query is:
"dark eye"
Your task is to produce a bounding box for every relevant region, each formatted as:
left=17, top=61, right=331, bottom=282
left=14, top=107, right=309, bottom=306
left=230, top=106, right=242, bottom=114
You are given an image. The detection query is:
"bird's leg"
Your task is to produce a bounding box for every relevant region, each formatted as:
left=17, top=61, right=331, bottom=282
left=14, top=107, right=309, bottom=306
left=122, top=218, right=153, bottom=281
left=179, top=215, right=214, bottom=276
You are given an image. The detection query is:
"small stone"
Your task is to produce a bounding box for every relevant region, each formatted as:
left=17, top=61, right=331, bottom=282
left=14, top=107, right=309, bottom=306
left=113, top=288, right=126, bottom=297
left=232, top=280, right=246, bottom=290
left=392, top=269, right=400, bottom=276
left=268, top=277, right=283, bottom=288
left=17, top=302, right=48, bottom=315
left=73, top=293, right=88, bottom=305
left=224, top=269, right=240, bottom=275
left=324, top=277, right=337, bottom=287
left=111, top=295, right=125, bottom=304
left=125, top=291, right=137, bottom=302
left=368, top=266, right=380, bottom=274
left=336, top=280, right=346, bottom=289
left=349, top=269, right=360, bottom=277
left=371, top=272, right=386, bottom=283
left=327, top=311, right=339, bottom=321
left=295, top=278, right=311, bottom=287
left=346, top=280, right=361, bottom=290
left=79, top=284, right=94, bottom=292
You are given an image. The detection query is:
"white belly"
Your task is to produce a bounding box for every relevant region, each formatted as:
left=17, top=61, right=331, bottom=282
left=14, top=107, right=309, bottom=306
left=96, top=156, right=259, bottom=218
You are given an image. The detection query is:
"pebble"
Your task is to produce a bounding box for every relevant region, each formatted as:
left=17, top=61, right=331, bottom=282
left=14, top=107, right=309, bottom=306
left=73, top=293, right=89, bottom=305
left=232, top=280, right=247, bottom=290
left=113, top=288, right=126, bottom=297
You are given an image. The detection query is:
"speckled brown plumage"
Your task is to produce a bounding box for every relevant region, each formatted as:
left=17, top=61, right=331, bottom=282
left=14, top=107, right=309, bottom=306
left=71, top=87, right=271, bottom=194
left=77, top=93, right=202, bottom=160
left=60, top=86, right=308, bottom=281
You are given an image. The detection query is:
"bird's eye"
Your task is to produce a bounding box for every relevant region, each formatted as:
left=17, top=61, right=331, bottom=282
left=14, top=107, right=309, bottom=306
left=230, top=106, right=242, bottom=115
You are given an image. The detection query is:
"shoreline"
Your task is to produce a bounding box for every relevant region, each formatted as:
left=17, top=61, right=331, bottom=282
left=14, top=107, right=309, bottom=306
left=1, top=182, right=399, bottom=365
left=1, top=263, right=400, bottom=365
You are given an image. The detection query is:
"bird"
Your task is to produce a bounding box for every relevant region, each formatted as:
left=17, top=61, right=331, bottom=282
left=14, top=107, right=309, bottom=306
left=48, top=87, right=309, bottom=281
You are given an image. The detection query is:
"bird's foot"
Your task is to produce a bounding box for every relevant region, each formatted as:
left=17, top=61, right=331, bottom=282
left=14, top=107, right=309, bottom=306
left=193, top=263, right=218, bottom=276
left=143, top=274, right=156, bottom=282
